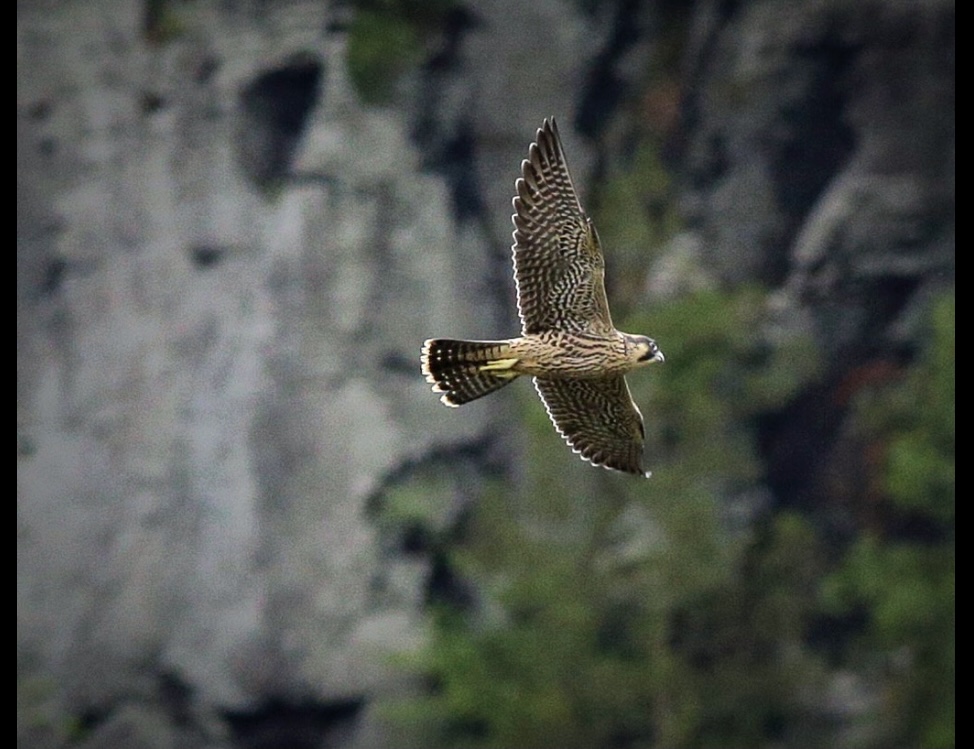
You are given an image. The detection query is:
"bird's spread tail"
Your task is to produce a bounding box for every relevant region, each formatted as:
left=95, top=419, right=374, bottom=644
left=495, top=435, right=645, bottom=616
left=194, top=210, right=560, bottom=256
left=421, top=339, right=520, bottom=406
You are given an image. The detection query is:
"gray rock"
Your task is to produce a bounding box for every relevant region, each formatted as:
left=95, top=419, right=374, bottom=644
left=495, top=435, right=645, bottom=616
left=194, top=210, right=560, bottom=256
left=18, top=1, right=599, bottom=746
left=18, top=0, right=954, bottom=746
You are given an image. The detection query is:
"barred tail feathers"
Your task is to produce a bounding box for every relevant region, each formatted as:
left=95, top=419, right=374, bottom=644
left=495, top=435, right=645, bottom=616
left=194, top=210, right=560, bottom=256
left=421, top=339, right=520, bottom=406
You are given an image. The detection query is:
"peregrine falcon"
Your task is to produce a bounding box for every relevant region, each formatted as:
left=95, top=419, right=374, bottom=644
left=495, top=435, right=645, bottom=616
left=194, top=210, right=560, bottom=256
left=421, top=118, right=664, bottom=477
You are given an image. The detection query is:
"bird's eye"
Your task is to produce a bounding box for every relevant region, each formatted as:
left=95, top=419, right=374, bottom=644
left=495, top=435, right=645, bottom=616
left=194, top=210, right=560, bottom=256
left=637, top=340, right=658, bottom=362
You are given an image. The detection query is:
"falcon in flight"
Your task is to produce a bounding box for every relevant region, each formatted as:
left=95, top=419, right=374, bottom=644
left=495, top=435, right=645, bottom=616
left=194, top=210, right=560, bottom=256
left=421, top=118, right=664, bottom=477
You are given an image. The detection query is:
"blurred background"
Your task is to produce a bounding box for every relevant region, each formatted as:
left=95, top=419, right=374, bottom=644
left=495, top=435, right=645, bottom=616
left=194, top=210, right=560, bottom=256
left=17, top=1, right=954, bottom=748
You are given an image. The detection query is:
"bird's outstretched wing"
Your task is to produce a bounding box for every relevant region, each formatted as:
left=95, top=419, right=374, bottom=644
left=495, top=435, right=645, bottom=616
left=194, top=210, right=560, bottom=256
left=512, top=118, right=615, bottom=336
left=533, top=376, right=649, bottom=477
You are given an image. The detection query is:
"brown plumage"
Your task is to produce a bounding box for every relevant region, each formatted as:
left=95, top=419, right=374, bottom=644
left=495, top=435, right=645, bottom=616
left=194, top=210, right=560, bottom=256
left=421, top=118, right=664, bottom=477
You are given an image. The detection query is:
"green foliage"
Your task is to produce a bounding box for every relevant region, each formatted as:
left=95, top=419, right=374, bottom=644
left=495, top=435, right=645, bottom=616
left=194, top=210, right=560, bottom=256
left=389, top=488, right=679, bottom=748
left=143, top=0, right=188, bottom=43
left=669, top=512, right=831, bottom=748
left=17, top=670, right=81, bottom=746
left=387, top=494, right=834, bottom=748
left=596, top=141, right=679, bottom=260
left=384, top=289, right=953, bottom=749
left=626, top=286, right=821, bottom=484
left=377, top=470, right=457, bottom=535
left=388, top=299, right=955, bottom=749
left=346, top=1, right=456, bottom=104
left=384, top=282, right=833, bottom=747
left=823, top=290, right=955, bottom=749
left=884, top=294, right=955, bottom=522
left=593, top=138, right=682, bottom=311
left=347, top=10, right=422, bottom=104
left=380, top=89, right=951, bottom=741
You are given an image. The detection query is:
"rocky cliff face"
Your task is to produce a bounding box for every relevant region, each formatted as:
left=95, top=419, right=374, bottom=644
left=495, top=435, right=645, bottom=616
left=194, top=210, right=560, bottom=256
left=18, top=1, right=953, bottom=747
left=674, top=0, right=954, bottom=519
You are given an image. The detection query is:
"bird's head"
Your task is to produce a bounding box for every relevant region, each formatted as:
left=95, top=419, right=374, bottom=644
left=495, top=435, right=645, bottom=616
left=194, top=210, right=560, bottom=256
left=627, top=335, right=665, bottom=366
